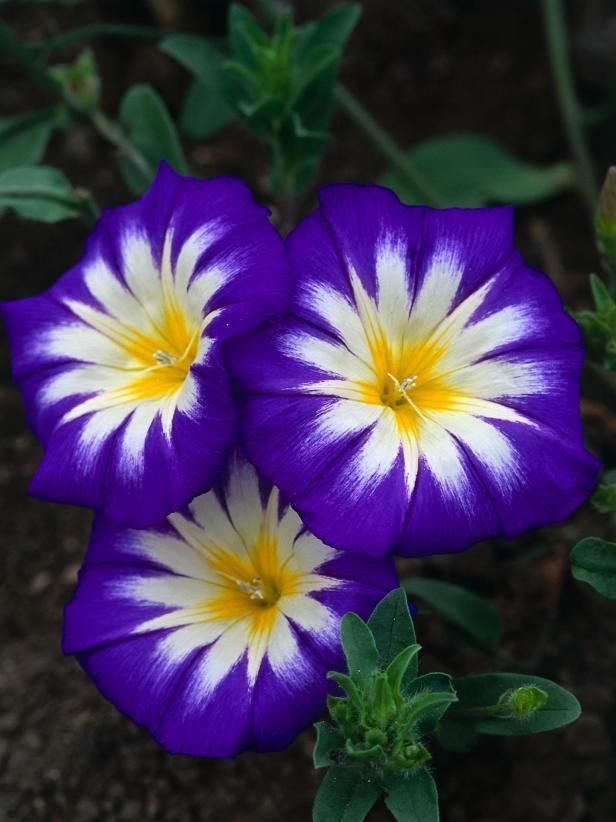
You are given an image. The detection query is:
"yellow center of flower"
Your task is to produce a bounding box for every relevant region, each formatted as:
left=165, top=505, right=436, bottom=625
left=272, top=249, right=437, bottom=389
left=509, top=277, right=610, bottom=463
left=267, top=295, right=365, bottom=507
left=354, top=327, right=459, bottom=436
left=108, top=302, right=201, bottom=403
left=194, top=516, right=303, bottom=641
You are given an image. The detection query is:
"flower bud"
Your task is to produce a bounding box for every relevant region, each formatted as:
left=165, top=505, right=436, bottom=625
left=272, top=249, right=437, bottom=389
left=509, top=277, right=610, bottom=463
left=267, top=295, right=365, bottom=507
left=497, top=685, right=548, bottom=718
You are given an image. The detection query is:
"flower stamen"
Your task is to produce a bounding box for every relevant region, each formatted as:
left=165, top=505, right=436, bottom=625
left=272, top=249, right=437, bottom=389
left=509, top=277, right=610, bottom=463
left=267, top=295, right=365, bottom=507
left=154, top=350, right=177, bottom=366
left=386, top=371, right=426, bottom=420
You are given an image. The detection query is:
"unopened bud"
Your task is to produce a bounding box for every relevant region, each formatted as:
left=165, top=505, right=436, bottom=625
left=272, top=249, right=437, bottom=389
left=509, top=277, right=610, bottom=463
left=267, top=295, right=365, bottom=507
left=598, top=167, right=616, bottom=232
left=498, top=685, right=548, bottom=718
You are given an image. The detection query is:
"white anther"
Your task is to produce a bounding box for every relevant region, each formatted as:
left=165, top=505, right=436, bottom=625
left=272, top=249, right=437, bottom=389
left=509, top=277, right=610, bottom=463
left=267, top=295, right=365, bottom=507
left=154, top=350, right=177, bottom=366
left=236, top=576, right=265, bottom=601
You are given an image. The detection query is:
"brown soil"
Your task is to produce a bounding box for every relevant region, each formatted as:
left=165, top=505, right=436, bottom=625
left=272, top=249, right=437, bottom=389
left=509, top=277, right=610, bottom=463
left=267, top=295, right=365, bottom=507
left=1, top=1, right=615, bottom=820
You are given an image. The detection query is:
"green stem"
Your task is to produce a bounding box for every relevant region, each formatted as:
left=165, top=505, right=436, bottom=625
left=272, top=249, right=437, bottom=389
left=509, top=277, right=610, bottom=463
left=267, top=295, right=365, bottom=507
left=445, top=703, right=504, bottom=720
left=36, top=23, right=161, bottom=57
left=334, top=85, right=445, bottom=207
left=541, top=0, right=598, bottom=219
left=255, top=1, right=442, bottom=207
left=0, top=20, right=152, bottom=182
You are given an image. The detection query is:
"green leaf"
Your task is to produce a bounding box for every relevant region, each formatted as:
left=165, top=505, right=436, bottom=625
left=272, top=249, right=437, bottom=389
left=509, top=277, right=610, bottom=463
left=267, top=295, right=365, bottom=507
left=228, top=4, right=267, bottom=69
left=313, top=722, right=344, bottom=769
left=118, top=84, right=188, bottom=195
left=402, top=577, right=503, bottom=653
left=160, top=35, right=236, bottom=139
left=312, top=767, right=381, bottom=822
left=403, top=673, right=457, bottom=734
left=571, top=537, right=616, bottom=598
left=179, top=80, right=236, bottom=139
left=384, top=770, right=439, bottom=822
left=381, top=133, right=574, bottom=207
left=327, top=672, right=362, bottom=707
left=0, top=165, right=79, bottom=222
left=0, top=107, right=66, bottom=173
left=340, top=613, right=378, bottom=688
left=368, top=589, right=417, bottom=678
left=403, top=691, right=458, bottom=730
left=591, top=483, right=616, bottom=514
left=447, top=673, right=581, bottom=736
left=590, top=273, right=613, bottom=313
left=290, top=4, right=361, bottom=192
left=386, top=644, right=422, bottom=697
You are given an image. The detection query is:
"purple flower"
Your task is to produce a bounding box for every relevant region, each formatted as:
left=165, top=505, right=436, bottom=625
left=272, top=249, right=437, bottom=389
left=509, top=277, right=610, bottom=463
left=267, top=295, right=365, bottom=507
left=228, top=184, right=600, bottom=557
left=63, top=450, right=397, bottom=756
left=1, top=164, right=290, bottom=527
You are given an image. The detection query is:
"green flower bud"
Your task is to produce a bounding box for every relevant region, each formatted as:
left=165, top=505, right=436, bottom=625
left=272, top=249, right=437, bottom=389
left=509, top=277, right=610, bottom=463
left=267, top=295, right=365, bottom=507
left=497, top=685, right=548, bottom=718
left=598, top=167, right=616, bottom=233
left=369, top=672, right=398, bottom=727
left=365, top=728, right=388, bottom=747
left=391, top=739, right=432, bottom=771
left=49, top=49, right=100, bottom=113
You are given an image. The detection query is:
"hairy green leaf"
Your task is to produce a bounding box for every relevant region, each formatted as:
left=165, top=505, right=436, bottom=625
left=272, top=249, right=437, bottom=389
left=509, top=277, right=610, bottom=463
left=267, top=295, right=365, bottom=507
left=384, top=769, right=439, bottom=822
left=312, top=767, right=381, bottom=822
left=445, top=673, right=581, bottom=736
left=340, top=613, right=378, bottom=688
left=368, top=588, right=417, bottom=677
left=313, top=722, right=344, bottom=769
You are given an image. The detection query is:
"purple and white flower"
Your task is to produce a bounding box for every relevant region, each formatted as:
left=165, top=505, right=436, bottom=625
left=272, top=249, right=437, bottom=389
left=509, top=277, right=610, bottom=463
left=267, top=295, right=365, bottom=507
left=1, top=164, right=290, bottom=526
left=63, top=451, right=397, bottom=756
left=228, top=184, right=600, bottom=557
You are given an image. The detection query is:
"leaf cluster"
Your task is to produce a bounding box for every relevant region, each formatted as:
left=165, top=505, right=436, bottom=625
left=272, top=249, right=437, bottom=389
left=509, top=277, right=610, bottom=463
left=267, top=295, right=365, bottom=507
left=162, top=3, right=360, bottom=194
left=575, top=273, right=616, bottom=371
left=313, top=589, right=582, bottom=822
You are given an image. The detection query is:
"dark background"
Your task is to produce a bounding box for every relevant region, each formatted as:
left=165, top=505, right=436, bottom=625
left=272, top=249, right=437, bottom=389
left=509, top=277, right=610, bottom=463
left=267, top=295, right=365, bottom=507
left=1, top=1, right=615, bottom=819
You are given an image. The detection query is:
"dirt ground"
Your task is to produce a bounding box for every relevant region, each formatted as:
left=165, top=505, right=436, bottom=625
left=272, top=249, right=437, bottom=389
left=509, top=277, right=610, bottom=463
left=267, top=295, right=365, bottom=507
left=1, top=1, right=615, bottom=820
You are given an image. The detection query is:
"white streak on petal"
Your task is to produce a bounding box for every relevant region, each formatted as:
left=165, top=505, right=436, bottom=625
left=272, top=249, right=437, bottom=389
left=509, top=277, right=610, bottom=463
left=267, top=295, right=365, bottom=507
left=225, top=457, right=266, bottom=545
left=279, top=594, right=337, bottom=638
left=185, top=494, right=248, bottom=561
left=128, top=529, right=210, bottom=579
left=120, top=401, right=160, bottom=467
left=298, top=282, right=369, bottom=361
left=439, top=304, right=534, bottom=373
left=156, top=621, right=227, bottom=661
left=113, top=573, right=209, bottom=609
left=76, top=404, right=133, bottom=455
left=200, top=620, right=249, bottom=690
left=121, top=229, right=161, bottom=310
left=291, top=533, right=337, bottom=574
left=408, top=240, right=465, bottom=342
left=432, top=411, right=520, bottom=492
left=448, top=358, right=548, bottom=402
left=84, top=258, right=150, bottom=333
left=264, top=614, right=298, bottom=674
left=317, top=399, right=382, bottom=438
left=353, top=410, right=400, bottom=482
left=174, top=221, right=226, bottom=296
left=41, top=322, right=127, bottom=368
left=418, top=417, right=467, bottom=501
left=375, top=232, right=411, bottom=340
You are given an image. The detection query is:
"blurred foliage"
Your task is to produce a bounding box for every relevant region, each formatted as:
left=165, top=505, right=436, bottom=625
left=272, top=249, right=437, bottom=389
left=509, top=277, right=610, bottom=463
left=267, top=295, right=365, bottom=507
left=382, top=133, right=574, bottom=207
left=571, top=537, right=616, bottom=599
left=402, top=577, right=503, bottom=654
